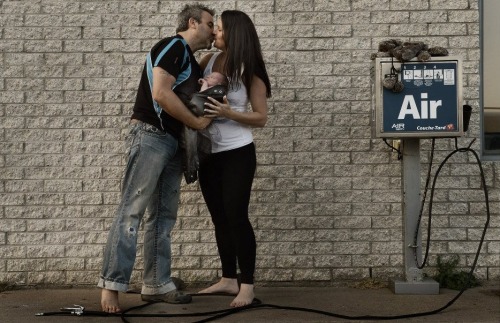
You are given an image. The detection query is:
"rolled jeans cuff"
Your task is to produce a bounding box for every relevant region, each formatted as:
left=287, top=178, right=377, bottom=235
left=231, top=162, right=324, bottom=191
left=141, top=281, right=177, bottom=295
left=97, top=278, right=129, bottom=292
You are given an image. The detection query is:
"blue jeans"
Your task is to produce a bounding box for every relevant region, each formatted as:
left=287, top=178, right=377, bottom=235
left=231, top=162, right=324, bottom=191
left=98, top=121, right=182, bottom=295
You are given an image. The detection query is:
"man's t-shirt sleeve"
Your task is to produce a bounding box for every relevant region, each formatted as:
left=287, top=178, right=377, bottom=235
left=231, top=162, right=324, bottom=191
left=153, top=40, right=186, bottom=81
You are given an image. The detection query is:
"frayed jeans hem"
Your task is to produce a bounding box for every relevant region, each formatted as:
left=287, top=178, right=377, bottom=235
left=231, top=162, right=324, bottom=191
left=141, top=281, right=177, bottom=295
left=97, top=278, right=129, bottom=293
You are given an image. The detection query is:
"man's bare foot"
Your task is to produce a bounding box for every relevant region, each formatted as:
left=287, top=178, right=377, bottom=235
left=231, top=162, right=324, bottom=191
left=101, top=289, right=121, bottom=313
left=198, top=277, right=239, bottom=295
left=230, top=283, right=254, bottom=307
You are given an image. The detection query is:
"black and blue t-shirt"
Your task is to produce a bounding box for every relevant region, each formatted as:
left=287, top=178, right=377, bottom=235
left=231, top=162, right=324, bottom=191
left=132, top=35, right=201, bottom=139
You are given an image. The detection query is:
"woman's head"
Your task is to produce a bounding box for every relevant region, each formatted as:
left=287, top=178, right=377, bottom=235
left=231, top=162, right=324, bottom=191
left=215, top=10, right=271, bottom=98
left=214, top=11, right=258, bottom=51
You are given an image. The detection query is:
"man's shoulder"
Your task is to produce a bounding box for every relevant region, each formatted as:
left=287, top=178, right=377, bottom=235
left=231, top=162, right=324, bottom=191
left=152, top=36, right=185, bottom=51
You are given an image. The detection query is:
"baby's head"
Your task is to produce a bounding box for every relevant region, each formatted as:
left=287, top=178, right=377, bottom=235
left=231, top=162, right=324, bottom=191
left=205, top=72, right=228, bottom=86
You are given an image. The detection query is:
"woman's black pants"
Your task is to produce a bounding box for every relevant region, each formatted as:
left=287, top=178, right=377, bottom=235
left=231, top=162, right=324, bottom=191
left=199, top=143, right=256, bottom=285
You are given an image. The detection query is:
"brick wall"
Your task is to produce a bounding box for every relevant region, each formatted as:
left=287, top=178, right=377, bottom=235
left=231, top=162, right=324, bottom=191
left=0, top=0, right=498, bottom=287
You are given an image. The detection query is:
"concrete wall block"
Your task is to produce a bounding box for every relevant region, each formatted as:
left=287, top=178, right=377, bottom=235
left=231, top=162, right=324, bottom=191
left=3, top=27, right=42, bottom=39
left=65, top=245, right=102, bottom=258
left=352, top=0, right=390, bottom=11
left=46, top=258, right=85, bottom=271
left=257, top=268, right=293, bottom=281
left=43, top=27, right=82, bottom=39
left=293, top=268, right=331, bottom=280
left=371, top=241, right=403, bottom=254
left=79, top=2, right=120, bottom=14
left=179, top=269, right=219, bottom=282
left=82, top=179, right=120, bottom=192
left=430, top=0, right=469, bottom=10
left=314, top=254, right=352, bottom=267
left=65, top=271, right=99, bottom=284
left=40, top=1, right=79, bottom=14
left=26, top=219, right=65, bottom=232
left=121, top=26, right=161, bottom=40
left=65, top=192, right=103, bottom=205
left=296, top=216, right=334, bottom=229
left=25, top=91, right=64, bottom=104
left=390, top=0, right=429, bottom=10
left=0, top=194, right=25, bottom=206
left=26, top=245, right=65, bottom=258
left=334, top=241, right=370, bottom=254
left=448, top=241, right=484, bottom=254
left=102, top=14, right=141, bottom=27
left=315, top=202, right=352, bottom=216
left=0, top=91, right=25, bottom=104
left=63, top=14, right=101, bottom=27
left=315, top=0, right=351, bottom=11
left=7, top=232, right=45, bottom=245
left=296, top=242, right=333, bottom=255
left=181, top=243, right=218, bottom=256
left=5, top=180, right=44, bottom=192
left=6, top=258, right=45, bottom=272
left=46, top=231, right=86, bottom=244
left=331, top=268, right=369, bottom=280
left=26, top=39, right=64, bottom=53
left=172, top=256, right=201, bottom=269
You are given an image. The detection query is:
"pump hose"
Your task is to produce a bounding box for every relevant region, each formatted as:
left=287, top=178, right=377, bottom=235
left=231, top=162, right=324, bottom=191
left=413, top=138, right=489, bottom=279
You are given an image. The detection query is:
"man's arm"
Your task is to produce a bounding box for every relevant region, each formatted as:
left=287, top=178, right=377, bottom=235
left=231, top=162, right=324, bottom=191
left=152, top=66, right=211, bottom=130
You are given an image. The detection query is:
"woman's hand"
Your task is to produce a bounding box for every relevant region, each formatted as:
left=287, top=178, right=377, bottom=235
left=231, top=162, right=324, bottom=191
left=203, top=76, right=268, bottom=127
left=204, top=96, right=231, bottom=118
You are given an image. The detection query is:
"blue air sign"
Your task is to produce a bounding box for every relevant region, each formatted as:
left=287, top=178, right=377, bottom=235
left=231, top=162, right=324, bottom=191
left=381, top=61, right=460, bottom=136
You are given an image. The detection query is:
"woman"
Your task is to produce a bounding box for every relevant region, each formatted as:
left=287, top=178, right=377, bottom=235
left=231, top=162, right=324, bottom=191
left=197, top=10, right=272, bottom=307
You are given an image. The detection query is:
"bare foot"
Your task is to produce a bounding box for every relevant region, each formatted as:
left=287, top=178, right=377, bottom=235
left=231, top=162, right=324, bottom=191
left=198, top=277, right=239, bottom=295
left=230, top=283, right=254, bottom=307
left=101, top=289, right=121, bottom=313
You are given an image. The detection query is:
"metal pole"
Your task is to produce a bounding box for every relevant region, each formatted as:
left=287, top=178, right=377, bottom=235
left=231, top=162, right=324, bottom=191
left=390, top=138, right=439, bottom=294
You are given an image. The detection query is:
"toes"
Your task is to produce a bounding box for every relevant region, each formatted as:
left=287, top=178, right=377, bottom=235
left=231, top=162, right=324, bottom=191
left=230, top=298, right=252, bottom=307
left=103, top=305, right=121, bottom=313
left=101, top=289, right=121, bottom=313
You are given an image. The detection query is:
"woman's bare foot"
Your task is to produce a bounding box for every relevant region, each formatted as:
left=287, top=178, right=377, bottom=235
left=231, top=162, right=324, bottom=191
left=101, top=289, right=121, bottom=313
left=230, top=283, right=254, bottom=307
left=198, top=277, right=239, bottom=295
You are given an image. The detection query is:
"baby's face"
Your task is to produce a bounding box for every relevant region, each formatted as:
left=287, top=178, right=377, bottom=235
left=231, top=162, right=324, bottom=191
left=206, top=73, right=225, bottom=85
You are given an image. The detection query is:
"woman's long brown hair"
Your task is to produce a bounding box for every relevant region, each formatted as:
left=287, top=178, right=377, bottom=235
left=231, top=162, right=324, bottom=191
left=221, top=10, right=272, bottom=98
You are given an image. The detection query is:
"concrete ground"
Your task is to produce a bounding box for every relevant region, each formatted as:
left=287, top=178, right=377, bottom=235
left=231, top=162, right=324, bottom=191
left=1, top=281, right=499, bottom=323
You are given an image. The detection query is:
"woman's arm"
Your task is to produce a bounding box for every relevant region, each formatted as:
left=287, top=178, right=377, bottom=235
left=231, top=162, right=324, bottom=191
left=204, top=75, right=268, bottom=128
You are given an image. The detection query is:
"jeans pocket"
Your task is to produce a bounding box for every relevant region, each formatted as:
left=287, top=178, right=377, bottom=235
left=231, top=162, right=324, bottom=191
left=125, top=124, right=140, bottom=157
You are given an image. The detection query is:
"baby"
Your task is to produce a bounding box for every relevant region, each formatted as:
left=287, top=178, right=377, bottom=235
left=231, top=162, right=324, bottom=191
left=181, top=72, right=228, bottom=184
left=199, top=71, right=228, bottom=91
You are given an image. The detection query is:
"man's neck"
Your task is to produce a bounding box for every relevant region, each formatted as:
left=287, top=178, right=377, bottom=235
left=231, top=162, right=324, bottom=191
left=177, top=31, right=195, bottom=52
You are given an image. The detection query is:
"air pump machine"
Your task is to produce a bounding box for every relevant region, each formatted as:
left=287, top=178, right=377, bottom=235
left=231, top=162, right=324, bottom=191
left=371, top=56, right=465, bottom=294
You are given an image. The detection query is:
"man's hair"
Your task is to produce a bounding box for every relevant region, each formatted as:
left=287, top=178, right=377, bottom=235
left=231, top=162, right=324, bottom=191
left=176, top=3, right=215, bottom=33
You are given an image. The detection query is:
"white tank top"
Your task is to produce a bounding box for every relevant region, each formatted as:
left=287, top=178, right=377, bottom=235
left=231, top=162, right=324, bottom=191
left=204, top=53, right=253, bottom=153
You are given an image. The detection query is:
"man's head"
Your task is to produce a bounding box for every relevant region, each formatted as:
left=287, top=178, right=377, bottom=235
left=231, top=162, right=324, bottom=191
left=176, top=4, right=215, bottom=51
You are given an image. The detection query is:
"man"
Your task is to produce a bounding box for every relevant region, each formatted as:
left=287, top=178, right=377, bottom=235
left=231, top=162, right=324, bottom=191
left=98, top=4, right=215, bottom=313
